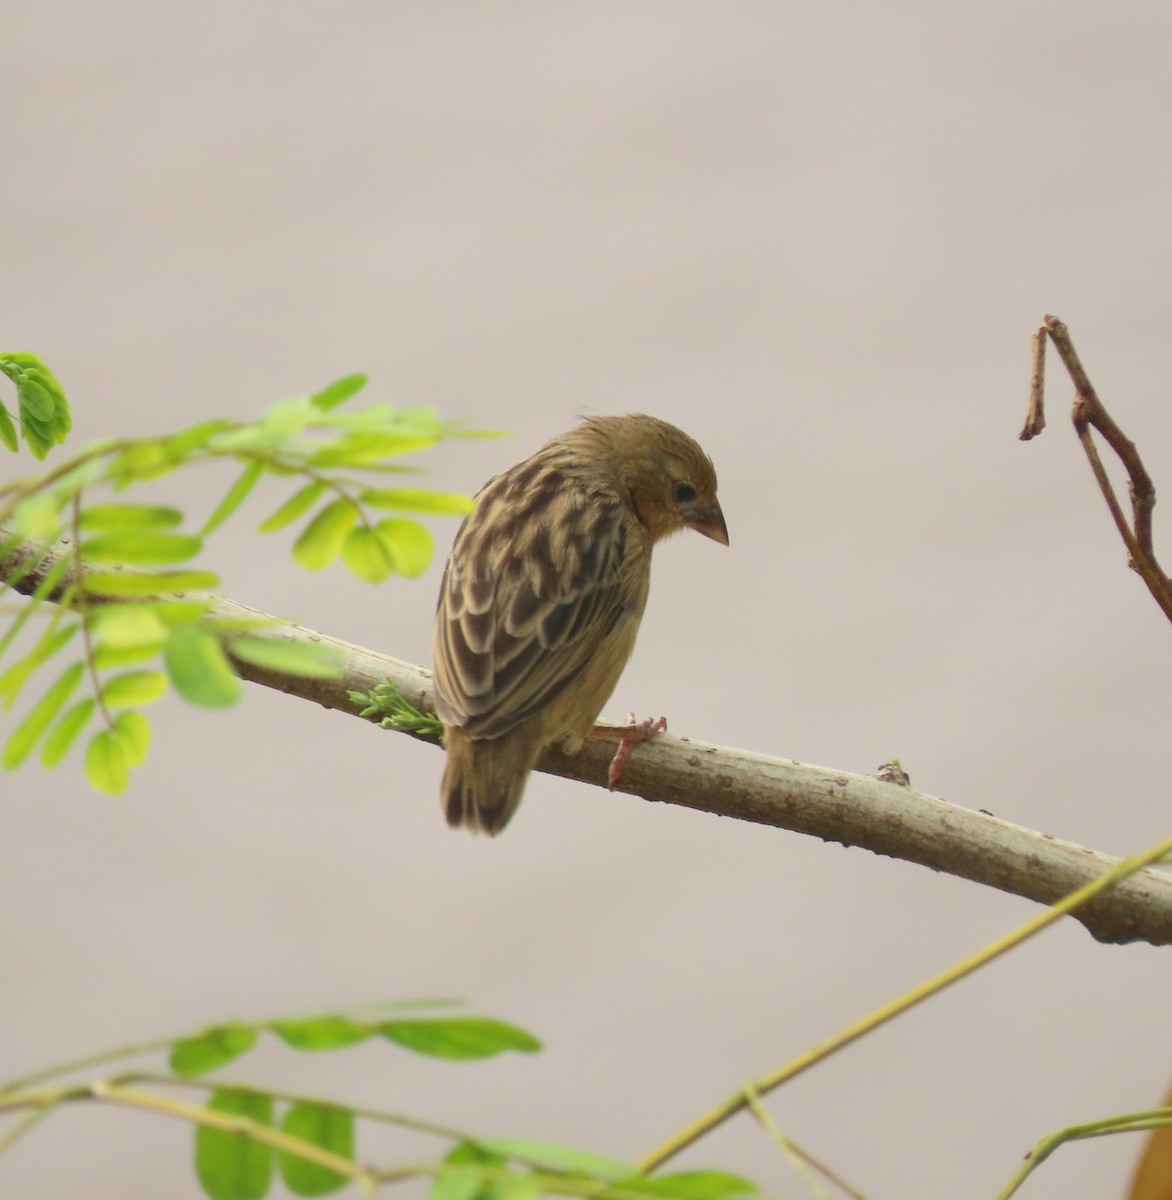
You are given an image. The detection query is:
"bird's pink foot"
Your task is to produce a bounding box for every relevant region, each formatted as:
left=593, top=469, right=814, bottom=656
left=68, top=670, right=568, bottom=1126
left=594, top=712, right=667, bottom=789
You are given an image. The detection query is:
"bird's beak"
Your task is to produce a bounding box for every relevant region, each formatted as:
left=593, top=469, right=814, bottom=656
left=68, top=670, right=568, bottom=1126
left=692, top=501, right=729, bottom=546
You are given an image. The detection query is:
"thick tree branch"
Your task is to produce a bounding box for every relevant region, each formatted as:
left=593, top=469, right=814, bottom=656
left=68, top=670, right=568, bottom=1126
left=3, top=533, right=1171, bottom=947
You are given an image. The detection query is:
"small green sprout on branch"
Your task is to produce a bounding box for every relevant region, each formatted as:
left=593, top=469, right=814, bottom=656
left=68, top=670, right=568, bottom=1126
left=0, top=352, right=494, bottom=795
left=350, top=679, right=444, bottom=738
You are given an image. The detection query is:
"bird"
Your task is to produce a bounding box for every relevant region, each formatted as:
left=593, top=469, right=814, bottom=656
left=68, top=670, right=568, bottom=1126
left=431, top=413, right=728, bottom=835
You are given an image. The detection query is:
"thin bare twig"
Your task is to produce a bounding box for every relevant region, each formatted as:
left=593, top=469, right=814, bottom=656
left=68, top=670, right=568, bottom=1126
left=1022, top=314, right=1172, bottom=623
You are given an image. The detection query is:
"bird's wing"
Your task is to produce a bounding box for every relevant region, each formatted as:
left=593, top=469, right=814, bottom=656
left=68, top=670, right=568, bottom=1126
left=432, top=477, right=643, bottom=740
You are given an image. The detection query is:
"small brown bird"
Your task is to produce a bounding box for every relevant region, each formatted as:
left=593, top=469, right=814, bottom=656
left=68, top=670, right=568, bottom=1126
left=432, top=413, right=728, bottom=834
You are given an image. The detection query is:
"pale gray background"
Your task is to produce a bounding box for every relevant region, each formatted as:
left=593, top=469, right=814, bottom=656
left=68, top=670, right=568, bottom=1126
left=4, top=3, right=1172, bottom=1197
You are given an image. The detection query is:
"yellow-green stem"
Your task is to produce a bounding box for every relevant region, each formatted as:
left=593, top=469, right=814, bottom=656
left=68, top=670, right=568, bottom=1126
left=638, top=835, right=1172, bottom=1173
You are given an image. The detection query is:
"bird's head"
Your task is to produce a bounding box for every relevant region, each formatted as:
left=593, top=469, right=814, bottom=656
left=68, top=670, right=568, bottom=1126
left=580, top=414, right=728, bottom=546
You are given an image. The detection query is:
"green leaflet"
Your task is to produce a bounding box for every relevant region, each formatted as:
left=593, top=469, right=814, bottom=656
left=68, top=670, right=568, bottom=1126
left=165, top=626, right=242, bottom=708
left=1, top=660, right=85, bottom=769
left=278, top=1103, right=354, bottom=1196
left=372, top=517, right=433, bottom=578
left=89, top=605, right=169, bottom=669
left=99, top=670, right=169, bottom=709
left=194, top=1090, right=274, bottom=1200
left=269, top=1016, right=374, bottom=1052
left=291, top=499, right=358, bottom=571
left=82, top=568, right=220, bottom=597
left=170, top=1023, right=259, bottom=1078
left=260, top=394, right=318, bottom=437
left=359, top=487, right=473, bottom=515
left=0, top=621, right=79, bottom=708
left=0, top=553, right=73, bottom=660
left=614, top=1172, right=759, bottom=1200
left=309, top=374, right=368, bottom=411
left=429, top=1140, right=509, bottom=1200
left=309, top=431, right=437, bottom=467
left=91, top=642, right=167, bottom=670
left=90, top=605, right=169, bottom=648
left=112, top=710, right=150, bottom=767
left=161, top=417, right=236, bottom=458
left=0, top=405, right=18, bottom=453
left=340, top=525, right=394, bottom=583
left=228, top=635, right=342, bottom=679
left=40, top=696, right=96, bottom=766
left=380, top=1018, right=542, bottom=1061
left=201, top=460, right=264, bottom=537
left=84, top=728, right=130, bottom=794
left=80, top=532, right=203, bottom=566
left=257, top=481, right=326, bottom=534
left=475, top=1139, right=634, bottom=1181
left=78, top=503, right=184, bottom=531
left=426, top=1165, right=486, bottom=1200
left=12, top=491, right=61, bottom=541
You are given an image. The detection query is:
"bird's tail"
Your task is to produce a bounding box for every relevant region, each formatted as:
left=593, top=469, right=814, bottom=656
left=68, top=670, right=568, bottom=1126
left=441, top=727, right=542, bottom=835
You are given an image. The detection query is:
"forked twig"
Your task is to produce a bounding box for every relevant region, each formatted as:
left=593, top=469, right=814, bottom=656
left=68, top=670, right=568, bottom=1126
left=1021, top=315, right=1172, bottom=624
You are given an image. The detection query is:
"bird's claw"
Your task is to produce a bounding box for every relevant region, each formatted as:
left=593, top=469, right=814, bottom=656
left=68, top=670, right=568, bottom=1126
left=603, top=712, right=667, bottom=789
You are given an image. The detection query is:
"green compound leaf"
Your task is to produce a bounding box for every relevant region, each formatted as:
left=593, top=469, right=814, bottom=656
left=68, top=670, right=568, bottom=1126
left=270, top=1016, right=374, bottom=1052
left=99, top=670, right=169, bottom=709
left=359, top=487, right=473, bottom=515
left=373, top=517, right=433, bottom=578
left=0, top=352, right=72, bottom=460
left=340, top=525, right=394, bottom=583
left=165, top=625, right=242, bottom=708
left=380, top=1017, right=542, bottom=1061
left=228, top=635, right=342, bottom=679
left=80, top=532, right=203, bottom=566
left=291, top=499, right=358, bottom=571
left=279, top=1103, right=354, bottom=1197
left=40, top=696, right=96, bottom=766
left=257, top=481, right=326, bottom=534
left=78, top=503, right=184, bottom=532
left=170, top=1023, right=259, bottom=1078
left=195, top=1089, right=274, bottom=1200
left=201, top=460, right=264, bottom=537
left=1, top=660, right=85, bottom=769
left=82, top=568, right=220, bottom=597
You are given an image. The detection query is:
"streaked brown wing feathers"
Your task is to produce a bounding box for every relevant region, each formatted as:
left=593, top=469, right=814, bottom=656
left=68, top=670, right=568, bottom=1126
left=432, top=467, right=632, bottom=739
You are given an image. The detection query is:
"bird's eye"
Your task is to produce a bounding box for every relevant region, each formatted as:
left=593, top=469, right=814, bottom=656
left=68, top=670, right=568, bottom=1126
left=673, top=481, right=697, bottom=504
